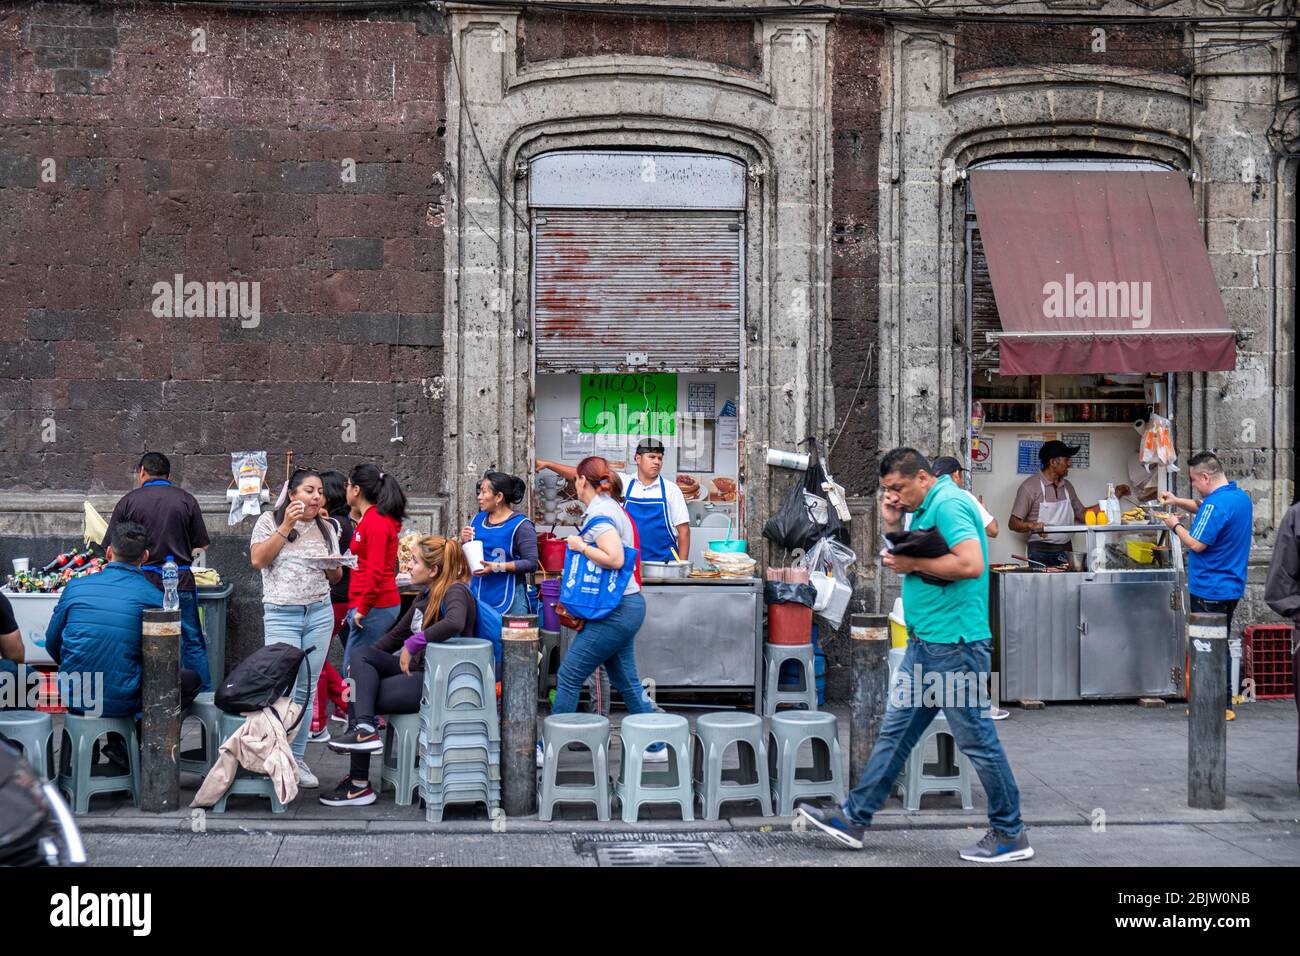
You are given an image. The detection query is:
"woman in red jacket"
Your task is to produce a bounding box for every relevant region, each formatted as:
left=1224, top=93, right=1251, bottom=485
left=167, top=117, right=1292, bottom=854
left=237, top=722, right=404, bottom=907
left=342, top=463, right=407, bottom=677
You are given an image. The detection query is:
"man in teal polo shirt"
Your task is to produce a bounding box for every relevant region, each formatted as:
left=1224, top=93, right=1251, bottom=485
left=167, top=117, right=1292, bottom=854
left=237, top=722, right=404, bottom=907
left=798, top=448, right=1032, bottom=862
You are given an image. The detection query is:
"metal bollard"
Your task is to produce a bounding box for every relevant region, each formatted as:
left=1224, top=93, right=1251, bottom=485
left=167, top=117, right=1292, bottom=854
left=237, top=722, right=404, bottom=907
left=141, top=608, right=181, bottom=813
left=502, top=614, right=540, bottom=817
left=1187, top=611, right=1227, bottom=810
left=849, top=614, right=890, bottom=785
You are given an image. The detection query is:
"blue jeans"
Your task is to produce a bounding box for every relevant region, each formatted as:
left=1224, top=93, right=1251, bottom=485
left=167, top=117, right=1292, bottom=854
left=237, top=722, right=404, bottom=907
left=263, top=599, right=333, bottom=760
left=553, top=592, right=653, bottom=718
left=179, top=590, right=211, bottom=691
left=844, top=637, right=1025, bottom=836
left=342, top=603, right=401, bottom=679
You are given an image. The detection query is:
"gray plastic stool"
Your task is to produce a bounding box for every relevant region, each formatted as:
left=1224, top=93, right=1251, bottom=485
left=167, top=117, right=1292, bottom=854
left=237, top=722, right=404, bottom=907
left=614, top=713, right=694, bottom=822
left=896, top=715, right=974, bottom=811
left=179, top=692, right=222, bottom=776
left=763, top=643, right=817, bottom=716
left=424, top=638, right=496, bottom=712
left=378, top=712, right=421, bottom=806
left=767, top=710, right=844, bottom=815
left=692, top=712, right=772, bottom=819
left=57, top=713, right=140, bottom=814
left=0, top=711, right=55, bottom=780
left=539, top=713, right=611, bottom=822
left=538, top=629, right=561, bottom=699
left=211, top=713, right=287, bottom=813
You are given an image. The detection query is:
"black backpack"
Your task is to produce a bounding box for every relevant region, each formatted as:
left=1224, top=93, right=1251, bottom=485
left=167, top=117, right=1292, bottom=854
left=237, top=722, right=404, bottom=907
left=215, top=642, right=314, bottom=731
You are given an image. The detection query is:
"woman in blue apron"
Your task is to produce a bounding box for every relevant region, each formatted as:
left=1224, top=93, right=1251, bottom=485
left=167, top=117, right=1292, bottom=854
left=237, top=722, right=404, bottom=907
left=460, top=472, right=539, bottom=617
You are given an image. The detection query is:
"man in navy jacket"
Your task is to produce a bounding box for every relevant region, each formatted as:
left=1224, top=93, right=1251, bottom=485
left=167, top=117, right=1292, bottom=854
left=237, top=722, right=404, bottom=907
left=45, top=522, right=199, bottom=718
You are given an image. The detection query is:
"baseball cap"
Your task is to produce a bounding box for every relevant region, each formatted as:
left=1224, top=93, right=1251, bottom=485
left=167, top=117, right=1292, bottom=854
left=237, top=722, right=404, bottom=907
left=931, top=456, right=966, bottom=478
left=1038, top=439, right=1081, bottom=466
left=635, top=438, right=666, bottom=456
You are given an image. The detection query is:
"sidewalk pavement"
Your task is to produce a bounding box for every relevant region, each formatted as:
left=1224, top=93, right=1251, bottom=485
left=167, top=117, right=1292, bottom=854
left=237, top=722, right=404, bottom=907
left=65, top=697, right=1299, bottom=837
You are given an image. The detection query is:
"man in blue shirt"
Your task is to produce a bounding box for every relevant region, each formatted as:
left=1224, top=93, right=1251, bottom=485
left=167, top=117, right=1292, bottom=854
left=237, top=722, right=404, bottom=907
left=797, top=448, right=1032, bottom=863
left=1159, top=452, right=1253, bottom=719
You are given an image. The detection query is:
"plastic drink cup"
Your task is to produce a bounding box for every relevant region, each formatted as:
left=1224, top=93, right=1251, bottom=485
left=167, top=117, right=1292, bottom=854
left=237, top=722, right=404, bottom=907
left=462, top=540, right=485, bottom=572
left=12, top=558, right=29, bottom=573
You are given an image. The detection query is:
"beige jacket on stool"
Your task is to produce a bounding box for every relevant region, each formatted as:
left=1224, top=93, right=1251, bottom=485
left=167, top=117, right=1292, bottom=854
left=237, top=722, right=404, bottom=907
left=191, top=697, right=303, bottom=808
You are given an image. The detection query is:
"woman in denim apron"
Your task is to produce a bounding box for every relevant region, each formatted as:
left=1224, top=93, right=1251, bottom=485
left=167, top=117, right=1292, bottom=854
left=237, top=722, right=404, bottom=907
left=460, top=472, right=539, bottom=618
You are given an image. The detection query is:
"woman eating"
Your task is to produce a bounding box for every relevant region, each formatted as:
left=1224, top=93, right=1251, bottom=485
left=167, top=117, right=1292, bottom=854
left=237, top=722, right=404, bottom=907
left=460, top=471, right=539, bottom=618
left=322, top=535, right=477, bottom=807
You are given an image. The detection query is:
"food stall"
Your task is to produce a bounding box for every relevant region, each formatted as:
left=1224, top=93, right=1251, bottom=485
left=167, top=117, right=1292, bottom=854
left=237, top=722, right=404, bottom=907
left=963, top=164, right=1238, bottom=702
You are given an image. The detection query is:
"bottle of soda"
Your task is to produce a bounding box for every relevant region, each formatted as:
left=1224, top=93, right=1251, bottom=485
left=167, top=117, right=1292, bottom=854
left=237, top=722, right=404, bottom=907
left=41, top=549, right=76, bottom=573
left=67, top=549, right=92, bottom=569
left=162, top=556, right=180, bottom=611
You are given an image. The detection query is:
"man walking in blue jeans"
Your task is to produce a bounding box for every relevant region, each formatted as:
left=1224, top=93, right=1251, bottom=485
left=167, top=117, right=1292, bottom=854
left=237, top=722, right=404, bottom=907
left=798, top=448, right=1032, bottom=862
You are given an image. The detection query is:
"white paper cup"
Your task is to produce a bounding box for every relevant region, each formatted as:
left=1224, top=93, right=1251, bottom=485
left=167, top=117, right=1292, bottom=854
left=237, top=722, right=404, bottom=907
left=12, top=558, right=29, bottom=573
left=462, top=540, right=485, bottom=572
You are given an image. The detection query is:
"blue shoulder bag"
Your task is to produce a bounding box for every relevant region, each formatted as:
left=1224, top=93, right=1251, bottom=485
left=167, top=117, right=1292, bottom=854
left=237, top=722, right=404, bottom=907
left=558, top=516, right=639, bottom=623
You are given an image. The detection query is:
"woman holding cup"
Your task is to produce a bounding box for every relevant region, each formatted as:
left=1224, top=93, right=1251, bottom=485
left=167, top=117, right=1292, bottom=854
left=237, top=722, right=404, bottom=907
left=459, top=471, right=539, bottom=617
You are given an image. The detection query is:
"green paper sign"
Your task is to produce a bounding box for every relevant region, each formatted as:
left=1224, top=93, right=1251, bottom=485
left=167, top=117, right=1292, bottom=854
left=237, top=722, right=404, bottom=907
left=580, top=373, right=678, bottom=436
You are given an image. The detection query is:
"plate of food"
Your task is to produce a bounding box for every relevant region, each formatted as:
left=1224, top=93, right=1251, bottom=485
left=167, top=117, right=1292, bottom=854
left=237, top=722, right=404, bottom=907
left=675, top=473, right=701, bottom=501
left=298, top=554, right=357, bottom=571
left=707, top=477, right=738, bottom=503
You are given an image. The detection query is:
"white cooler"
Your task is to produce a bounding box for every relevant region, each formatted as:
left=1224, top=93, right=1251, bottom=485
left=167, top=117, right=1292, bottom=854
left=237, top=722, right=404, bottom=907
left=1, top=588, right=58, bottom=665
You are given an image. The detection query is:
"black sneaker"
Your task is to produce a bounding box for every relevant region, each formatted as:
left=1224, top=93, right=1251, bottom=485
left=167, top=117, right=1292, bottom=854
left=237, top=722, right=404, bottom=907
left=327, top=724, right=383, bottom=753
left=959, top=828, right=1035, bottom=863
left=318, top=777, right=376, bottom=807
left=795, top=802, right=867, bottom=850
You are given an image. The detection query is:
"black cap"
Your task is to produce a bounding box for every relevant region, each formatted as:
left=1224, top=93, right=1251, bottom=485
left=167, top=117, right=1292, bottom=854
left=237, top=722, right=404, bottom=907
left=931, top=456, right=966, bottom=478
left=1039, top=439, right=1081, bottom=466
left=635, top=438, right=666, bottom=456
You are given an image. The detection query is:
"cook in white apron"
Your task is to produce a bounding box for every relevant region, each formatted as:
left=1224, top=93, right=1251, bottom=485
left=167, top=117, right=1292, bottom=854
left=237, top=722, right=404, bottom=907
left=1028, top=479, right=1075, bottom=566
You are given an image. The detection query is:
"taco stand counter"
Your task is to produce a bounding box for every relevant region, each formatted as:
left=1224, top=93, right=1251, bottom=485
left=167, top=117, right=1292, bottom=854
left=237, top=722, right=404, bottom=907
left=560, top=576, right=765, bottom=713
left=991, top=524, right=1186, bottom=702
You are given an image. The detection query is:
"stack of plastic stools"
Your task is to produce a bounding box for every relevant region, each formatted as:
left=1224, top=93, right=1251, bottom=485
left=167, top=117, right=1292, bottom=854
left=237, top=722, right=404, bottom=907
left=0, top=711, right=56, bottom=781
left=419, top=637, right=501, bottom=822
left=767, top=711, right=844, bottom=815
left=211, top=713, right=287, bottom=813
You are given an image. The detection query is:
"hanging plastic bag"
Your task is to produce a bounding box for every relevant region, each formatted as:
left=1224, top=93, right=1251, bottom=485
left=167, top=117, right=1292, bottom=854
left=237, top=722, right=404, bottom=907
left=1139, top=413, right=1178, bottom=472
left=798, top=536, right=857, bottom=629
left=762, top=438, right=849, bottom=554
left=228, top=451, right=268, bottom=525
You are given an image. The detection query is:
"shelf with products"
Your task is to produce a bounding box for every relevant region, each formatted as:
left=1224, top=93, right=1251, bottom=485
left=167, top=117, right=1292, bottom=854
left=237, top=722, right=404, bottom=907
left=974, top=373, right=1152, bottom=426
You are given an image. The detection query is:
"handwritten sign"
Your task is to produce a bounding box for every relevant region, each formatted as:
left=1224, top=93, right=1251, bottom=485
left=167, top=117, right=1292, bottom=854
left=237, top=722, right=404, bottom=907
left=580, top=373, right=677, bottom=436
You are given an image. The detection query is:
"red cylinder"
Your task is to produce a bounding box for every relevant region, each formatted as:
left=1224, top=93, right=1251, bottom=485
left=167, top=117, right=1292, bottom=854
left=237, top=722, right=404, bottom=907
left=539, top=536, right=568, bottom=573
left=768, top=602, right=813, bottom=645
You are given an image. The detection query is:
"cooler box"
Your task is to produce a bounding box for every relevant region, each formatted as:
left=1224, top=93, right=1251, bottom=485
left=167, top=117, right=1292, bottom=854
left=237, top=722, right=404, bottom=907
left=0, top=589, right=58, bottom=666
left=889, top=597, right=908, bottom=649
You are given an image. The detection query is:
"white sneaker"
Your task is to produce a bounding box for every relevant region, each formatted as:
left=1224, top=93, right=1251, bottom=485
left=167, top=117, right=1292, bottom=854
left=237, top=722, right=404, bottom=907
left=308, top=727, right=331, bottom=744
left=643, top=746, right=670, bottom=764
left=536, top=742, right=545, bottom=769
left=990, top=708, right=1010, bottom=721
left=296, top=758, right=319, bottom=789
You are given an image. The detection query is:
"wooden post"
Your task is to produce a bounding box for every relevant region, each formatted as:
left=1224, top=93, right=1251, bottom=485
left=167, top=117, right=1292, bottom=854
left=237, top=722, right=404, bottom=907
left=141, top=608, right=181, bottom=813
left=501, top=613, right=540, bottom=817
left=849, top=614, right=890, bottom=785
left=1188, top=611, right=1227, bottom=810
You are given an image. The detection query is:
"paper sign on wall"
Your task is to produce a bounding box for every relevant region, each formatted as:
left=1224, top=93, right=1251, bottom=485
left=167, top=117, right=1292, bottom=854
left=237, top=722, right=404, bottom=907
left=971, top=436, right=993, bottom=473
left=1017, top=439, right=1045, bottom=475
left=717, top=417, right=738, bottom=450
left=561, top=419, right=594, bottom=460
left=687, top=383, right=716, bottom=417
left=580, top=373, right=678, bottom=435
left=1060, top=432, right=1090, bottom=469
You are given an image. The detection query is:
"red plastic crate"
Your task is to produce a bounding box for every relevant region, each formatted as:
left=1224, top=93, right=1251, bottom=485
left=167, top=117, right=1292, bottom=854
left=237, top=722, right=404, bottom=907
left=1243, top=624, right=1295, bottom=700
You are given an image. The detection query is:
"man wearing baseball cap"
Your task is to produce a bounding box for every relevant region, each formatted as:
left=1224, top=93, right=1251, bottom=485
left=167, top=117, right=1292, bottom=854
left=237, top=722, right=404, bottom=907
left=1009, top=440, right=1128, bottom=568
left=904, top=457, right=998, bottom=539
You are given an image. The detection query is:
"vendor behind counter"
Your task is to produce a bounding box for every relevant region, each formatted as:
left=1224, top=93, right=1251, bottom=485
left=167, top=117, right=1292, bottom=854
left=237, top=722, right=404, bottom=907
left=1008, top=440, right=1126, bottom=567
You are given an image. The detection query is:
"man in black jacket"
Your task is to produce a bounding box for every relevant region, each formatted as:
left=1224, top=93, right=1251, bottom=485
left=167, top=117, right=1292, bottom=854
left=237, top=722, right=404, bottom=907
left=1262, top=502, right=1300, bottom=793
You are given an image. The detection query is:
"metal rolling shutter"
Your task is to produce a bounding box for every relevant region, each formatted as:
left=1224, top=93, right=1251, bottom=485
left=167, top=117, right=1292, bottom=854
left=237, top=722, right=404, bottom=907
left=532, top=209, right=743, bottom=373
left=969, top=227, right=1003, bottom=375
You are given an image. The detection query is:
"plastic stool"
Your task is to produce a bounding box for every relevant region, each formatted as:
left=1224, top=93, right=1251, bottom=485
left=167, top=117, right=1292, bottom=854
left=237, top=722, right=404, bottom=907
left=763, top=643, right=817, bottom=716
left=424, top=639, right=495, bottom=712
left=378, top=713, right=421, bottom=806
left=179, top=692, right=222, bottom=776
left=692, top=712, right=772, bottom=819
left=767, top=711, right=844, bottom=815
left=211, top=713, right=287, bottom=813
left=56, top=714, right=140, bottom=814
left=896, top=715, right=973, bottom=811
left=538, top=629, right=561, bottom=700
left=0, top=711, right=55, bottom=780
left=539, top=713, right=611, bottom=822
left=614, top=713, right=694, bottom=822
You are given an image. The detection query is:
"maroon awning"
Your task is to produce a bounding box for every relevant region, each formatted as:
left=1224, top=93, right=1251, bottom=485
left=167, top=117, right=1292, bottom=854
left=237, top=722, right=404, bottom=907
left=969, top=170, right=1236, bottom=375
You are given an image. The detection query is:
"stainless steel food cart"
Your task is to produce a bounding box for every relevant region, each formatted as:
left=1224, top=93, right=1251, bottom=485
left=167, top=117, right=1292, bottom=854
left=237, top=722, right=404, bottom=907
left=992, top=523, right=1186, bottom=702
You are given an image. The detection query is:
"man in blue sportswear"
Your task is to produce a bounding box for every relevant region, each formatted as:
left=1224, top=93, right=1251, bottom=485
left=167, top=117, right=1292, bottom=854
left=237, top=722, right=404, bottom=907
left=797, top=448, right=1033, bottom=863
left=1158, top=451, right=1253, bottom=720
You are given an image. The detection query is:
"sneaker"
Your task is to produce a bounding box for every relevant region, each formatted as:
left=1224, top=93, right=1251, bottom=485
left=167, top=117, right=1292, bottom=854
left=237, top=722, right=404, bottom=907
left=308, top=727, right=331, bottom=744
left=1226, top=708, right=1236, bottom=721
left=328, top=724, right=383, bottom=753
left=318, top=777, right=376, bottom=807
left=796, top=803, right=867, bottom=850
left=643, top=745, right=670, bottom=764
left=536, top=741, right=545, bottom=769
left=295, top=758, right=319, bottom=789
left=989, top=707, right=1010, bottom=721
left=959, top=828, right=1034, bottom=863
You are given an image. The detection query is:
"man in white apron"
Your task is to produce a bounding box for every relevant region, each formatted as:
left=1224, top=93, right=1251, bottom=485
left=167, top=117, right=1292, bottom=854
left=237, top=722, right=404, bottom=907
left=1009, top=440, right=1125, bottom=568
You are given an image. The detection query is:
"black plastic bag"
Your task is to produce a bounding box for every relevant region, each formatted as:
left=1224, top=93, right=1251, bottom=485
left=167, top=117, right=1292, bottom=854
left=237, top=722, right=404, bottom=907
left=762, top=438, right=849, bottom=553
left=764, top=581, right=818, bottom=608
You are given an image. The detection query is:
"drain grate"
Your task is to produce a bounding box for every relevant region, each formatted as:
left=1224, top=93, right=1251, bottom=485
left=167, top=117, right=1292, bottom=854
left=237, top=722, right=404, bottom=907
left=594, top=842, right=720, bottom=867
